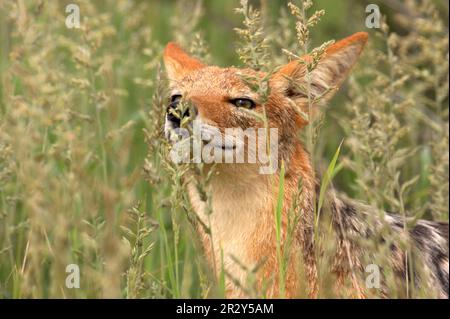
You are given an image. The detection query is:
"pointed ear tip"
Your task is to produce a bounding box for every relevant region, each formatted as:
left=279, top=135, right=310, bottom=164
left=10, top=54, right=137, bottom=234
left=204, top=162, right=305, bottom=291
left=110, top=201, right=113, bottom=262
left=164, top=42, right=183, bottom=57
left=327, top=32, right=369, bottom=55
left=165, top=41, right=179, bottom=49
left=351, top=32, right=369, bottom=45
left=343, top=32, right=369, bottom=50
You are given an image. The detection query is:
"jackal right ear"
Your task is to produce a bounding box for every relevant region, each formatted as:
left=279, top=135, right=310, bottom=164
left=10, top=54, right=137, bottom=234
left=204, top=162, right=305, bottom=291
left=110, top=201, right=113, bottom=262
left=163, top=42, right=205, bottom=83
left=271, top=32, right=368, bottom=109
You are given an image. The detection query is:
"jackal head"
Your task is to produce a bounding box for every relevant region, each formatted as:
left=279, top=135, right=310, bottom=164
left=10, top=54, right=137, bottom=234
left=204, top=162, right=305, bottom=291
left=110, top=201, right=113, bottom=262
left=163, top=32, right=368, bottom=172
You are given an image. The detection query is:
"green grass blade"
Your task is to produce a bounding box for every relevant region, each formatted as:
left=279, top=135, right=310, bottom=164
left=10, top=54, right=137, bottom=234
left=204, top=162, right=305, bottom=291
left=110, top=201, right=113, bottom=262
left=316, top=140, right=343, bottom=228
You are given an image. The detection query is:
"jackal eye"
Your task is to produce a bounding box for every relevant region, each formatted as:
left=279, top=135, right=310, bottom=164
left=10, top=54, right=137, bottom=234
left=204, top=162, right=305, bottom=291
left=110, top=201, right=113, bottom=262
left=230, top=98, right=255, bottom=109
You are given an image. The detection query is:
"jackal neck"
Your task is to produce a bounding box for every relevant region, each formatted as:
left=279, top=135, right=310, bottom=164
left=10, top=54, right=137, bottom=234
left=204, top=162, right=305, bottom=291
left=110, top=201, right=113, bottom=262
left=187, top=141, right=317, bottom=297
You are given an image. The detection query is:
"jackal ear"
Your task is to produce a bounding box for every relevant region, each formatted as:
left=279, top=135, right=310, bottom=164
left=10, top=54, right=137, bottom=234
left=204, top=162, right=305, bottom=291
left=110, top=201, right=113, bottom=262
left=163, top=42, right=206, bottom=83
left=271, top=32, right=368, bottom=106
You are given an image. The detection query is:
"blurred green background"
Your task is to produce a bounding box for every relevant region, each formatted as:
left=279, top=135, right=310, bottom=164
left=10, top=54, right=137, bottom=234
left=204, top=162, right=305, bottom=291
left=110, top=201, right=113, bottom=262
left=0, top=0, right=448, bottom=298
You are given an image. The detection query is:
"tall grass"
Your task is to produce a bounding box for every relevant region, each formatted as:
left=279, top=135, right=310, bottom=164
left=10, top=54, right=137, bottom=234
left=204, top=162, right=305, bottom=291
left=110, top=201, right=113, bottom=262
left=0, top=0, right=448, bottom=298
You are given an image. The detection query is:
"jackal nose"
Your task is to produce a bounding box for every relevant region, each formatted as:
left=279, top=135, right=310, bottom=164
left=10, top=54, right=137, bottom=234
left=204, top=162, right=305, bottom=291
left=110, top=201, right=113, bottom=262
left=166, top=95, right=197, bottom=128
left=166, top=110, right=183, bottom=129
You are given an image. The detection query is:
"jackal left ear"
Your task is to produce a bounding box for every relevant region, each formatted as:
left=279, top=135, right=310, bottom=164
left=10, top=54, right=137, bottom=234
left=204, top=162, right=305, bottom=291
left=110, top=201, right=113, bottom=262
left=163, top=42, right=206, bottom=83
left=272, top=32, right=368, bottom=106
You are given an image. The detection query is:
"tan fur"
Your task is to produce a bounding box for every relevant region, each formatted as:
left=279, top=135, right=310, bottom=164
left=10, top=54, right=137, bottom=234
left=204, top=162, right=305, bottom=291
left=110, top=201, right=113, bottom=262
left=163, top=33, right=369, bottom=298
